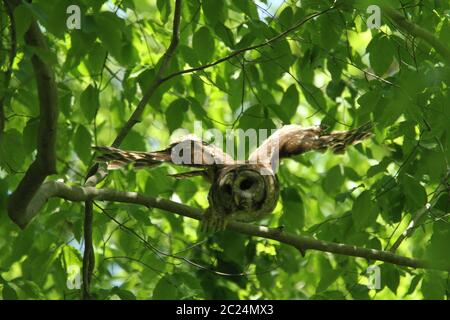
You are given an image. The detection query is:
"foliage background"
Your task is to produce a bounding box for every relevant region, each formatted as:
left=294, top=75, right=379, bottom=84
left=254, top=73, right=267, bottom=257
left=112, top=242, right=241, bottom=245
left=0, top=0, right=449, bottom=299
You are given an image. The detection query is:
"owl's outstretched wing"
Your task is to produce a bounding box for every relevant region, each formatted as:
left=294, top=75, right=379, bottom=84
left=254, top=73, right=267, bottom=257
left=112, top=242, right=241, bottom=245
left=249, top=122, right=372, bottom=166
left=94, top=135, right=235, bottom=173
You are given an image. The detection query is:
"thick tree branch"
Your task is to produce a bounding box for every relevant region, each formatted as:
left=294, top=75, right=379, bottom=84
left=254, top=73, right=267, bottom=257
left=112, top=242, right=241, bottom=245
left=383, top=5, right=450, bottom=64
left=22, top=181, right=450, bottom=272
left=6, top=1, right=58, bottom=228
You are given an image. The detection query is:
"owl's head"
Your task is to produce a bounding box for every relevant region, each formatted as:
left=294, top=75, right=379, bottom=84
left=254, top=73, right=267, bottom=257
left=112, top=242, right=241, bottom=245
left=208, top=164, right=279, bottom=222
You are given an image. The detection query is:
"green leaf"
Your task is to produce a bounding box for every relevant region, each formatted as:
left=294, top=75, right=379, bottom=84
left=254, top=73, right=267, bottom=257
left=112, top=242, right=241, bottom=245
left=73, top=125, right=92, bottom=165
left=256, top=256, right=275, bottom=289
left=128, top=208, right=152, bottom=226
left=279, top=84, right=299, bottom=121
left=231, top=0, right=258, bottom=18
left=202, top=0, right=225, bottom=26
left=227, top=72, right=244, bottom=111
left=192, top=26, right=215, bottom=64
left=0, top=129, right=26, bottom=172
left=380, top=264, right=400, bottom=294
left=80, top=85, right=100, bottom=123
left=322, top=165, right=344, bottom=195
left=439, top=19, right=450, bottom=46
left=278, top=6, right=293, bottom=27
left=215, top=232, right=247, bottom=266
left=320, top=14, right=340, bottom=50
left=94, top=12, right=124, bottom=62
left=23, top=119, right=39, bottom=153
left=401, top=174, right=427, bottom=211
left=137, top=69, right=156, bottom=92
left=85, top=43, right=107, bottom=76
left=112, top=287, right=137, bottom=300
left=165, top=98, right=189, bottom=133
left=406, top=274, right=422, bottom=296
left=300, top=83, right=327, bottom=113
left=214, top=23, right=234, bottom=48
left=157, top=0, right=171, bottom=23
left=173, top=272, right=203, bottom=298
left=152, top=275, right=178, bottom=300
left=352, top=191, right=379, bottom=230
left=427, top=221, right=450, bottom=267
left=367, top=34, right=396, bottom=75
left=13, top=4, right=33, bottom=40
left=2, top=284, right=18, bottom=300
left=421, top=272, right=445, bottom=300
left=276, top=244, right=301, bottom=274
left=280, top=187, right=305, bottom=231
left=317, top=265, right=341, bottom=293
left=179, top=45, right=200, bottom=67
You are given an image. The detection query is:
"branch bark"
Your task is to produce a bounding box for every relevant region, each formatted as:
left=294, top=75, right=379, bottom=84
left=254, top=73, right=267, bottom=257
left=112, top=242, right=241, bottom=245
left=6, top=0, right=58, bottom=228
left=22, top=181, right=450, bottom=272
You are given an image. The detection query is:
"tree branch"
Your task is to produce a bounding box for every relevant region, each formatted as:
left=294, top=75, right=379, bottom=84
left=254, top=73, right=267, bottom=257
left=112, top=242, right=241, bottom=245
left=22, top=181, right=450, bottom=272
left=112, top=0, right=182, bottom=148
left=6, top=0, right=58, bottom=228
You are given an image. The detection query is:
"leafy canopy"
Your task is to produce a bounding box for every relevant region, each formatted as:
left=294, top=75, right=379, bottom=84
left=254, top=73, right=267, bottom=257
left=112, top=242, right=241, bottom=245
left=0, top=0, right=449, bottom=300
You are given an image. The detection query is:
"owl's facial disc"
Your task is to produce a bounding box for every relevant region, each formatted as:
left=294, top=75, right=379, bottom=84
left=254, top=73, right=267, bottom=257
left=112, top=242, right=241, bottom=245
left=209, top=164, right=279, bottom=221
left=232, top=170, right=265, bottom=209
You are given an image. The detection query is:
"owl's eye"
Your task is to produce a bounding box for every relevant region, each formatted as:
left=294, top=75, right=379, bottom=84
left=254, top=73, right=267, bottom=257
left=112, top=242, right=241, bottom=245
left=239, top=178, right=254, bottom=190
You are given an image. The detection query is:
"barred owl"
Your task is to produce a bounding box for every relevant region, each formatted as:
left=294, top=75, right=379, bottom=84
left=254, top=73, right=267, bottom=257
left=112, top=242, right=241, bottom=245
left=94, top=123, right=372, bottom=231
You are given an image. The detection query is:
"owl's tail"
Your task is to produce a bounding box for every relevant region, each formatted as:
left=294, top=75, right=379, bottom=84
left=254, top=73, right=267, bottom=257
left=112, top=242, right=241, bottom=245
left=317, top=122, right=373, bottom=154
left=93, top=146, right=171, bottom=170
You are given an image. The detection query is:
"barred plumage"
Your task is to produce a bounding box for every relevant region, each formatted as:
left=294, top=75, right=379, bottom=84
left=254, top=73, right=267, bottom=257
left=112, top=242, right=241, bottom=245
left=93, top=123, right=372, bottom=230
left=248, top=122, right=373, bottom=165
left=93, top=146, right=166, bottom=170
